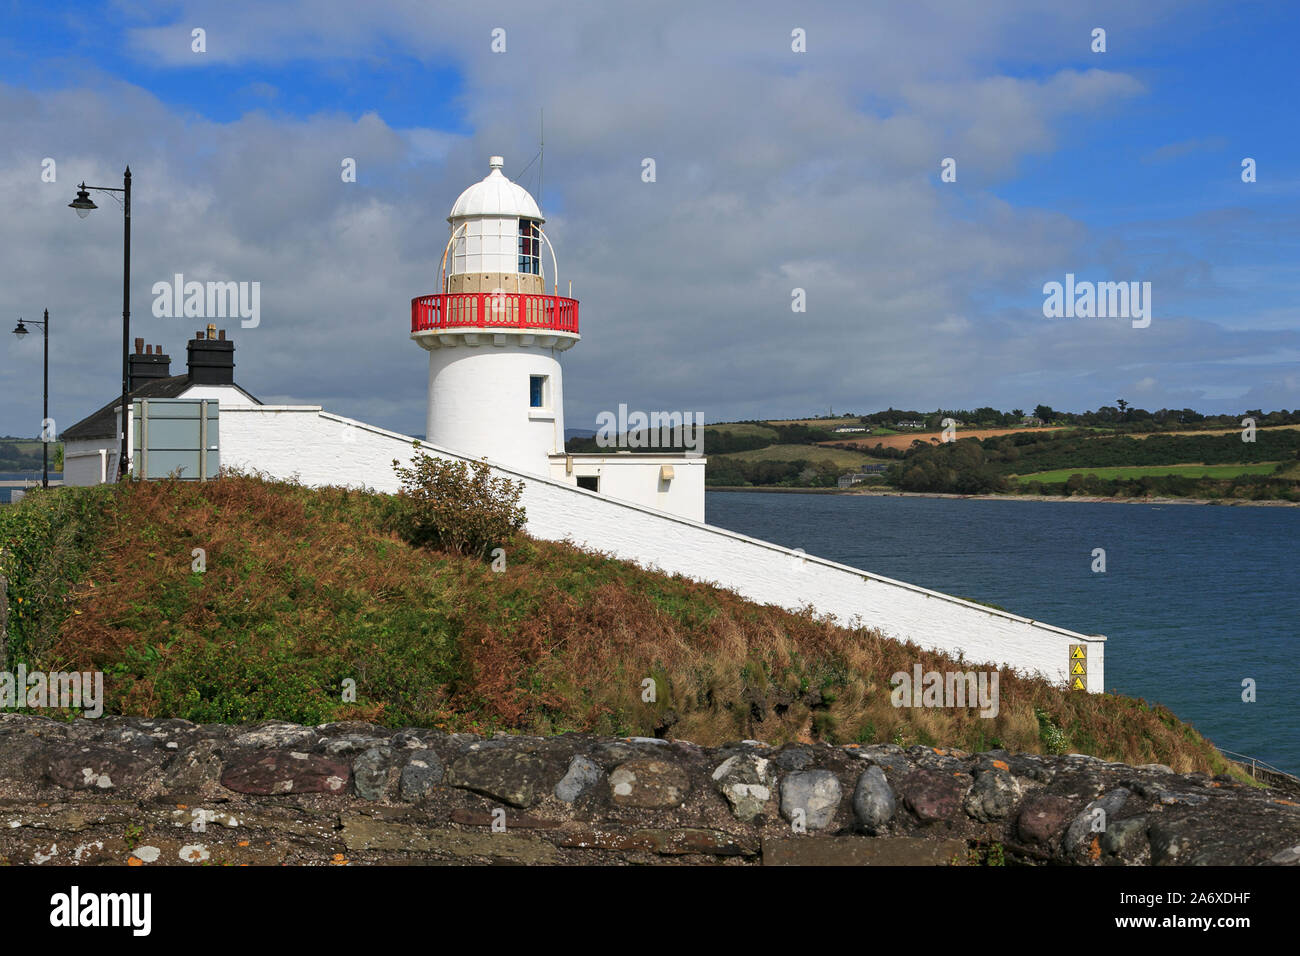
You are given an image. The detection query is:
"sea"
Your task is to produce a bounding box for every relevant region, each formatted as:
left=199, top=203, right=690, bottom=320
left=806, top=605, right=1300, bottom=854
left=705, top=491, right=1300, bottom=776
left=0, top=473, right=63, bottom=504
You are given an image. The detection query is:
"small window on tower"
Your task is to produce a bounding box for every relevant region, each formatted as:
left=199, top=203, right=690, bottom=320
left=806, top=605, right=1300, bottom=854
left=530, top=374, right=546, bottom=408
left=518, top=218, right=541, bottom=275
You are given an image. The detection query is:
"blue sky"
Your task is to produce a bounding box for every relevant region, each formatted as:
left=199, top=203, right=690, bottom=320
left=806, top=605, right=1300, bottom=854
left=2, top=0, right=1297, bottom=439
left=0, top=1, right=470, bottom=131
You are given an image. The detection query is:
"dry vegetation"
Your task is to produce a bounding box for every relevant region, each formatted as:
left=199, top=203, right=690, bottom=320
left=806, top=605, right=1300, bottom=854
left=2, top=474, right=1237, bottom=775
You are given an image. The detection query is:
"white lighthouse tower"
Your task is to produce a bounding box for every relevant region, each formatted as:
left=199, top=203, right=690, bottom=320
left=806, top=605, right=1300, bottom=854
left=410, top=156, right=579, bottom=476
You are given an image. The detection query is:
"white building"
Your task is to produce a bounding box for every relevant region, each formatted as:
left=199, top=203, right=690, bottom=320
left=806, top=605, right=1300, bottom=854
left=60, top=328, right=258, bottom=485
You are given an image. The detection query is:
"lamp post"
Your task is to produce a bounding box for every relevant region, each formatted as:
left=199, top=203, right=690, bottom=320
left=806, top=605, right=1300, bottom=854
left=11, top=310, right=50, bottom=489
left=68, top=168, right=131, bottom=479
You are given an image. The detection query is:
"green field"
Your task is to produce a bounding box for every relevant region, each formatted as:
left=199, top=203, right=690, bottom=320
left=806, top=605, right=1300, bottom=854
left=715, top=443, right=891, bottom=468
left=760, top=416, right=861, bottom=427
left=703, top=422, right=780, bottom=441
left=1015, top=463, right=1280, bottom=483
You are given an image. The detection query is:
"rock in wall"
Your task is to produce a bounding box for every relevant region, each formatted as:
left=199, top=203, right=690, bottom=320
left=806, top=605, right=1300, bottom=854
left=1, top=715, right=1297, bottom=866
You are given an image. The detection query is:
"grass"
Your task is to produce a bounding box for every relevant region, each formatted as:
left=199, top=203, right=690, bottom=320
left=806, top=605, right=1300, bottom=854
left=2, top=441, right=48, bottom=455
left=1128, top=423, right=1300, bottom=439
left=759, top=417, right=862, bottom=427
left=1015, top=463, right=1280, bottom=484
left=715, top=444, right=891, bottom=468
left=0, top=475, right=1249, bottom=777
left=703, top=422, right=781, bottom=441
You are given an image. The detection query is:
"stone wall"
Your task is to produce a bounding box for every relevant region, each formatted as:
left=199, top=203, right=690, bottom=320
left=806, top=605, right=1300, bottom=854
left=2, top=715, right=1297, bottom=866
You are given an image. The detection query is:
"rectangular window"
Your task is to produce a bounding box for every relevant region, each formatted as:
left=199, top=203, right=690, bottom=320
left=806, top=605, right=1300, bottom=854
left=529, top=374, right=546, bottom=408
left=518, top=218, right=541, bottom=275
left=576, top=475, right=599, bottom=492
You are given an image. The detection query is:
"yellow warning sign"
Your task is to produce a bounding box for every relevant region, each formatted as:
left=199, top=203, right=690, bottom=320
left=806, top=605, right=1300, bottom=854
left=1069, top=645, right=1088, bottom=690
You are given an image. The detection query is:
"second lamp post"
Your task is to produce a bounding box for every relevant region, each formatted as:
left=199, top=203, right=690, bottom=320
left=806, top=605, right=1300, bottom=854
left=11, top=309, right=51, bottom=489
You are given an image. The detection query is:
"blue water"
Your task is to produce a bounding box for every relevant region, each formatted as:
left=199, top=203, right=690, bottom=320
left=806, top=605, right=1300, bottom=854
left=705, top=492, right=1300, bottom=774
left=0, top=473, right=63, bottom=504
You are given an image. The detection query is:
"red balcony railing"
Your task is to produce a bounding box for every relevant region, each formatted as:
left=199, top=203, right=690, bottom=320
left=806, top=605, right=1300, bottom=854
left=411, top=292, right=579, bottom=335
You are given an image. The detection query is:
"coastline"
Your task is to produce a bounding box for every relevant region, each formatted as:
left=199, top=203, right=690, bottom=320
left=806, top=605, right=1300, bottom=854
left=707, top=486, right=1300, bottom=507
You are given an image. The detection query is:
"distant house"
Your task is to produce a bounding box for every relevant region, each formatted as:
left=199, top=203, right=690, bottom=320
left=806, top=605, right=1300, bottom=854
left=833, top=425, right=868, bottom=433
left=61, top=326, right=260, bottom=485
left=896, top=420, right=925, bottom=429
left=837, top=464, right=887, bottom=488
left=1020, top=416, right=1044, bottom=426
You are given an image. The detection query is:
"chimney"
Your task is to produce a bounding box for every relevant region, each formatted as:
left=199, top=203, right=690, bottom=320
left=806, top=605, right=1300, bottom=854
left=129, top=336, right=172, bottom=383
left=187, top=328, right=235, bottom=385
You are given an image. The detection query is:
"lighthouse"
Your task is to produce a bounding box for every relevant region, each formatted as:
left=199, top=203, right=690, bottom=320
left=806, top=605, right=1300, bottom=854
left=410, top=156, right=579, bottom=476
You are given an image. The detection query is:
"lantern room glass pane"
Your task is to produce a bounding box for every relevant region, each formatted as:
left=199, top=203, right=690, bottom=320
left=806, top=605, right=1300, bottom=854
left=518, top=218, right=541, bottom=275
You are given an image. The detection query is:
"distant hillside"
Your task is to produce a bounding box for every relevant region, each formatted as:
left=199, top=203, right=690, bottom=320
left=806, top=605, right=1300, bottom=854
left=878, top=427, right=1300, bottom=500
left=0, top=475, right=1248, bottom=777
left=0, top=437, right=60, bottom=473
left=567, top=406, right=1300, bottom=496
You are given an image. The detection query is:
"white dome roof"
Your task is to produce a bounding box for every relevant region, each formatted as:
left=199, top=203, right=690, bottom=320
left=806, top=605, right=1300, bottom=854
left=448, top=156, right=543, bottom=222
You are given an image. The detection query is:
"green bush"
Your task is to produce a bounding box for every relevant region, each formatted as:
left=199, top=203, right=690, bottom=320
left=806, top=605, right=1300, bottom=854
left=0, top=486, right=112, bottom=665
left=390, top=448, right=526, bottom=559
left=1035, top=707, right=1071, bottom=755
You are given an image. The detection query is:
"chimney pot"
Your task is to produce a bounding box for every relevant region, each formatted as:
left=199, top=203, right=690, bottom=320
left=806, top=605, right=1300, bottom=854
left=218, top=329, right=226, bottom=341
left=128, top=342, right=172, bottom=382
left=187, top=328, right=236, bottom=386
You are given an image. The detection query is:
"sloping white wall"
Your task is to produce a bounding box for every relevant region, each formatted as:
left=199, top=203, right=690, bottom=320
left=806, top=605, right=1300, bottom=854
left=218, top=405, right=1105, bottom=691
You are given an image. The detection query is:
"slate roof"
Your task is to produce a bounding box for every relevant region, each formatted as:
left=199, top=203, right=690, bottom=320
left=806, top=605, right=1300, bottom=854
left=60, top=376, right=259, bottom=441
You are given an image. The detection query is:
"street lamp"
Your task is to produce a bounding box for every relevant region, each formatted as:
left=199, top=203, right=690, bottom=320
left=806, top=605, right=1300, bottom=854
left=11, top=309, right=51, bottom=489
left=68, top=184, right=97, bottom=219
left=68, top=169, right=131, bottom=479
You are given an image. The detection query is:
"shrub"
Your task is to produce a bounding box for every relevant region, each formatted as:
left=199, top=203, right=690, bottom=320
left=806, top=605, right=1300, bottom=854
left=1035, top=707, right=1071, bottom=755
left=0, top=485, right=113, bottom=665
left=390, top=449, right=525, bottom=559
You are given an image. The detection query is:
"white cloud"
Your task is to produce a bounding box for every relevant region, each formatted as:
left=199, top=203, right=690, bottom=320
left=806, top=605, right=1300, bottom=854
left=2, top=0, right=1292, bottom=443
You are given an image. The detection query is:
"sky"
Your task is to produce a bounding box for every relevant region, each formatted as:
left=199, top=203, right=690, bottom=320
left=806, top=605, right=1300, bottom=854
left=1, top=0, right=1297, bottom=440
